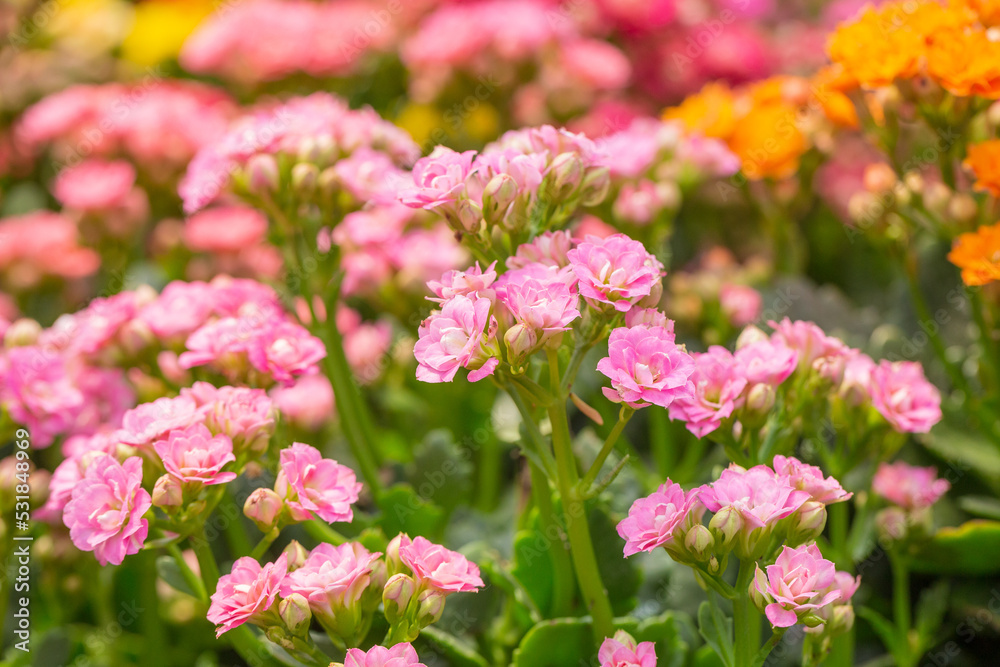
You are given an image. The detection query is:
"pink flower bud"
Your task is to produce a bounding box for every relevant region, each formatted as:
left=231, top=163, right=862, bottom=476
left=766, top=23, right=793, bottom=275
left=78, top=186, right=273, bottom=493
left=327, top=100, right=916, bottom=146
left=278, top=593, right=312, bottom=637
left=152, top=474, right=183, bottom=509
left=383, top=573, right=416, bottom=624
left=244, top=488, right=284, bottom=531
left=246, top=154, right=279, bottom=195
left=282, top=540, right=309, bottom=571
left=684, top=524, right=715, bottom=561
left=415, top=589, right=446, bottom=627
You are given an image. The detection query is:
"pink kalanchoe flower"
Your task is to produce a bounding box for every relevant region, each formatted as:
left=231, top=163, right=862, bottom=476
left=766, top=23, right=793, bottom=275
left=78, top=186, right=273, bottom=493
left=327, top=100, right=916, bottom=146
left=872, top=461, right=950, bottom=511
left=207, top=554, right=288, bottom=637
left=769, top=318, right=851, bottom=372
left=276, top=443, right=362, bottom=523
left=495, top=268, right=581, bottom=344
left=184, top=206, right=269, bottom=254
left=753, top=544, right=841, bottom=628
left=270, top=374, right=335, bottom=430
left=804, top=570, right=861, bottom=634
left=398, top=535, right=485, bottom=595
left=1, top=345, right=85, bottom=448
left=185, top=383, right=277, bottom=454
left=153, top=423, right=237, bottom=486
left=52, top=159, right=136, bottom=211
left=598, top=630, right=658, bottom=667
left=568, top=234, right=664, bottom=312
left=399, top=147, right=476, bottom=211
left=246, top=321, right=327, bottom=387
left=869, top=360, right=942, bottom=433
left=117, top=395, right=202, bottom=448
left=734, top=340, right=798, bottom=387
left=38, top=433, right=117, bottom=521
left=838, top=351, right=877, bottom=406
left=344, top=643, right=426, bottom=667
left=138, top=280, right=217, bottom=340
left=625, top=308, right=670, bottom=329
left=772, top=456, right=852, bottom=505
left=344, top=320, right=393, bottom=385
left=668, top=346, right=748, bottom=437
left=414, top=295, right=499, bottom=383
left=700, top=464, right=811, bottom=530
left=178, top=317, right=255, bottom=370
left=0, top=212, right=100, bottom=282
left=280, top=542, right=381, bottom=616
left=63, top=455, right=151, bottom=566
left=720, top=284, right=763, bottom=328
left=427, top=262, right=498, bottom=303
left=617, top=480, right=704, bottom=557
left=597, top=325, right=695, bottom=410
left=506, top=230, right=574, bottom=270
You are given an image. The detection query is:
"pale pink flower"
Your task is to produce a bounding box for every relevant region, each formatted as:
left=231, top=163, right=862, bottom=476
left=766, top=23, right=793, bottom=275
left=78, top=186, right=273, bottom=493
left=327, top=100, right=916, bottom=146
left=38, top=433, right=117, bottom=522
left=597, top=325, right=695, bottom=409
left=720, top=285, right=763, bottom=328
left=63, top=455, right=150, bottom=566
left=613, top=181, right=673, bottom=225
left=1, top=346, right=85, bottom=447
left=154, top=423, right=237, bottom=486
left=668, top=347, right=748, bottom=437
left=54, top=290, right=143, bottom=356
left=398, top=535, right=484, bottom=594
left=598, top=630, right=658, bottom=667
left=207, top=554, right=288, bottom=637
left=617, top=481, right=704, bottom=557
left=345, top=320, right=392, bottom=384
left=428, top=262, right=498, bottom=303
left=399, top=147, right=476, bottom=211
left=246, top=321, right=327, bottom=387
left=700, top=464, right=811, bottom=530
left=495, top=268, right=580, bottom=343
left=117, top=395, right=202, bottom=448
left=0, top=212, right=100, bottom=283
left=769, top=319, right=851, bottom=372
left=838, top=351, right=876, bottom=406
left=344, top=644, right=426, bottom=667
left=772, top=456, right=851, bottom=505
left=52, top=159, right=136, bottom=211
left=188, top=384, right=277, bottom=454
left=872, top=462, right=950, bottom=510
left=184, top=206, right=268, bottom=254
left=753, top=544, right=841, bottom=628
left=625, top=308, right=670, bottom=329
left=178, top=317, right=255, bottom=370
left=560, top=39, right=632, bottom=91
left=869, top=361, right=942, bottom=433
left=506, top=231, right=575, bottom=270
left=276, top=443, right=361, bottom=523
left=138, top=281, right=217, bottom=340
left=269, top=375, right=334, bottom=430
left=280, top=542, right=381, bottom=617
left=804, top=570, right=861, bottom=634
left=734, top=340, right=798, bottom=387
left=414, top=295, right=499, bottom=383
left=568, top=234, right=664, bottom=312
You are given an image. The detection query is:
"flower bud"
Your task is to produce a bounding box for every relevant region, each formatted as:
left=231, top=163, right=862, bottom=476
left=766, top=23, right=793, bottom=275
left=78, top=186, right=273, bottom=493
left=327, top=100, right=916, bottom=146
left=152, top=474, right=183, bottom=509
left=637, top=279, right=664, bottom=309
left=385, top=534, right=406, bottom=576
left=903, top=170, right=924, bottom=194
left=802, top=613, right=825, bottom=628
left=246, top=154, right=279, bottom=195
left=282, top=540, right=309, bottom=571
left=580, top=166, right=611, bottom=206
left=482, top=173, right=518, bottom=223
left=456, top=199, right=484, bottom=234
left=735, top=325, right=768, bottom=349
left=830, top=604, right=855, bottom=634
left=244, top=488, right=283, bottom=531
left=549, top=153, right=584, bottom=196
left=790, top=501, right=827, bottom=544
left=4, top=318, right=41, bottom=347
left=745, top=383, right=776, bottom=415
left=278, top=593, right=312, bottom=637
left=750, top=568, right=771, bottom=611
left=504, top=323, right=538, bottom=363
left=708, top=506, right=743, bottom=550
left=291, top=163, right=319, bottom=196
left=415, top=589, right=446, bottom=627
left=318, top=166, right=339, bottom=196
left=684, top=524, right=715, bottom=561
left=382, top=573, right=416, bottom=625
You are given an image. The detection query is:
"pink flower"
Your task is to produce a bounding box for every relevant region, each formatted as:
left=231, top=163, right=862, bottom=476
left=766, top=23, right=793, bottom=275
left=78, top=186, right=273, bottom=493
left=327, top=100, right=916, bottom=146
left=700, top=464, right=811, bottom=530
left=720, top=285, right=763, bottom=328
left=185, top=383, right=277, bottom=454
left=613, top=181, right=675, bottom=225
left=837, top=351, right=877, bottom=405
left=344, top=643, right=426, bottom=667
left=869, top=361, right=942, bottom=433
left=668, top=347, right=748, bottom=437
left=568, top=234, right=664, bottom=312
left=560, top=39, right=632, bottom=91
left=53, top=159, right=136, bottom=211
left=414, top=295, right=499, bottom=383
left=138, top=281, right=217, bottom=340
left=280, top=542, right=381, bottom=616
left=617, top=481, right=704, bottom=557
left=1, top=346, right=85, bottom=447
left=507, top=230, right=575, bottom=270
left=427, top=262, right=498, bottom=303
left=625, top=308, right=670, bottom=329
left=753, top=544, right=841, bottom=628
left=154, top=423, right=237, bottom=486
left=117, top=395, right=203, bottom=448
left=734, top=340, right=798, bottom=387
left=872, top=462, right=950, bottom=510
left=769, top=319, right=851, bottom=372
left=598, top=630, right=658, bottom=667
left=772, top=456, right=851, bottom=505
left=269, top=375, right=334, bottom=430
left=184, top=206, right=268, bottom=254
left=400, top=147, right=476, bottom=211
left=38, top=433, right=117, bottom=521
left=495, top=268, right=580, bottom=344
left=597, top=325, right=695, bottom=409
left=276, top=443, right=361, bottom=523
left=398, top=535, right=484, bottom=594
left=207, top=554, right=288, bottom=637
left=178, top=317, right=255, bottom=370
left=0, top=212, right=100, bottom=283
left=246, top=321, right=327, bottom=387
left=804, top=570, right=861, bottom=634
left=345, top=320, right=392, bottom=384
left=63, top=455, right=150, bottom=566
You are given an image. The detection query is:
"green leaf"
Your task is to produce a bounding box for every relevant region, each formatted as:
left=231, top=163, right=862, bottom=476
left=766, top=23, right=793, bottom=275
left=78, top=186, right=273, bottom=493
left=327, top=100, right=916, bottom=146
left=857, top=606, right=904, bottom=660
left=375, top=483, right=447, bottom=540
left=691, top=644, right=726, bottom=667
left=156, top=555, right=196, bottom=598
left=418, top=626, right=490, bottom=667
left=512, top=618, right=592, bottom=667
left=632, top=612, right=688, bottom=667
left=510, top=526, right=555, bottom=618
left=911, top=520, right=1000, bottom=576
left=921, top=426, right=1000, bottom=493
left=697, top=600, right=734, bottom=667
left=958, top=495, right=1000, bottom=521
left=411, top=429, right=474, bottom=513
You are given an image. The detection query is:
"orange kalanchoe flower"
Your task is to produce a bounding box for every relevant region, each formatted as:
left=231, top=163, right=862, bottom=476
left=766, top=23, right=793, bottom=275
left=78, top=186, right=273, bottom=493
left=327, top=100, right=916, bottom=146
left=728, top=102, right=807, bottom=181
left=949, top=222, right=1000, bottom=285
left=826, top=5, right=926, bottom=89
left=926, top=28, right=1000, bottom=98
left=954, top=0, right=1000, bottom=25
left=662, top=83, right=736, bottom=139
left=965, top=140, right=1000, bottom=196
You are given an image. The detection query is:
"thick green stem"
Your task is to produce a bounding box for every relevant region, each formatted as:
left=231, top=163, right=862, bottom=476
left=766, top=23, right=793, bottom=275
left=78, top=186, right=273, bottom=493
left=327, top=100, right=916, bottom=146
left=546, top=350, right=615, bottom=641
left=890, top=551, right=911, bottom=642
left=303, top=520, right=348, bottom=545
left=826, top=501, right=855, bottom=667
left=580, top=406, right=634, bottom=493
left=734, top=558, right=762, bottom=667
left=250, top=527, right=281, bottom=561
left=167, top=542, right=207, bottom=602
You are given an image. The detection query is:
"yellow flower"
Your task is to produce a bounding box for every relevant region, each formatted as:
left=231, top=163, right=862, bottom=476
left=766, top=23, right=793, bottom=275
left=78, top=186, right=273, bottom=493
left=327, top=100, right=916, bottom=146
left=964, top=140, right=1000, bottom=196
left=662, top=83, right=737, bottom=140
left=948, top=222, right=1000, bottom=285
left=122, top=0, right=215, bottom=67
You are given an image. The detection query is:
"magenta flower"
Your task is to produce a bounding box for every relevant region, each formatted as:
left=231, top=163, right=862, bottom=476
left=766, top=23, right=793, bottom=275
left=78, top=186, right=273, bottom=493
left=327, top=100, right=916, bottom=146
left=280, top=542, right=381, bottom=617
left=398, top=535, right=484, bottom=594
left=869, top=361, right=942, bottom=433
left=568, top=234, right=664, bottom=312
left=668, top=346, right=748, bottom=437
left=772, top=456, right=852, bottom=505
left=427, top=262, right=498, bottom=302
left=399, top=146, right=476, bottom=211
left=344, top=643, right=426, bottom=667
left=734, top=340, right=798, bottom=387
left=597, top=325, right=695, bottom=410
left=872, top=461, right=950, bottom=510
left=275, top=443, right=361, bottom=524
left=700, top=464, right=811, bottom=530
left=598, top=630, right=658, bottom=667
left=753, top=544, right=841, bottom=628
left=246, top=321, right=327, bottom=387
left=63, top=455, right=151, bottom=566
left=414, top=295, right=499, bottom=383
left=117, top=395, right=203, bottom=448
left=207, top=554, right=288, bottom=637
left=616, top=481, right=704, bottom=557
left=154, top=423, right=237, bottom=486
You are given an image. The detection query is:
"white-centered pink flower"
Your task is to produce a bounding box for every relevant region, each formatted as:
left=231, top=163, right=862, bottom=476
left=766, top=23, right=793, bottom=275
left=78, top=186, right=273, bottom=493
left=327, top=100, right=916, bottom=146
left=597, top=325, right=695, bottom=409
left=275, top=442, right=362, bottom=523
left=398, top=534, right=484, bottom=595
left=154, top=423, right=237, bottom=486
left=568, top=233, right=664, bottom=312
left=207, top=554, right=288, bottom=637
left=414, top=294, right=499, bottom=383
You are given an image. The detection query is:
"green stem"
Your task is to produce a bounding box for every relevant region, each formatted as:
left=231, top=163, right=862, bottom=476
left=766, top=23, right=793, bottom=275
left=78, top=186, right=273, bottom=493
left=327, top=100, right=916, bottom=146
left=970, top=288, right=998, bottom=393
left=529, top=461, right=575, bottom=618
left=828, top=501, right=850, bottom=570
left=190, top=527, right=220, bottom=596
left=303, top=519, right=348, bottom=545
left=580, top=406, right=634, bottom=493
left=733, top=558, right=762, bottom=667
left=546, top=349, right=615, bottom=642
left=167, top=542, right=207, bottom=602
left=750, top=629, right=787, bottom=667
left=506, top=382, right=558, bottom=479
left=138, top=550, right=167, bottom=667
left=890, top=551, right=911, bottom=643
left=250, top=527, right=281, bottom=561
left=649, top=408, right=674, bottom=479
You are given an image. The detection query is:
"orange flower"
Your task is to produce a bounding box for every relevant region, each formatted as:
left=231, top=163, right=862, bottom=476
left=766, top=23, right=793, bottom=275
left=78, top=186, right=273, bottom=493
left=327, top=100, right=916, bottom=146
left=662, top=83, right=736, bottom=140
left=926, top=27, right=1000, bottom=98
left=727, top=102, right=806, bottom=180
left=953, top=0, right=1000, bottom=25
left=948, top=222, right=1000, bottom=285
left=826, top=6, right=926, bottom=89
left=812, top=68, right=859, bottom=129
left=964, top=140, right=1000, bottom=196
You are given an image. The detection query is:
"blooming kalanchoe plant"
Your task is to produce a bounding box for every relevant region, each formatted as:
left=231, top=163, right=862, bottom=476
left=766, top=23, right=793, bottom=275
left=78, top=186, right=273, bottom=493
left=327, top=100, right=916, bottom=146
left=597, top=325, right=695, bottom=409
left=568, top=234, right=664, bottom=312
left=153, top=424, right=238, bottom=486
left=275, top=443, right=362, bottom=524
left=616, top=480, right=705, bottom=558
left=667, top=346, right=748, bottom=437
left=207, top=554, right=288, bottom=637
left=599, top=630, right=658, bottom=667
left=413, top=294, right=500, bottom=383
left=869, top=361, right=943, bottom=434
left=751, top=544, right=842, bottom=628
